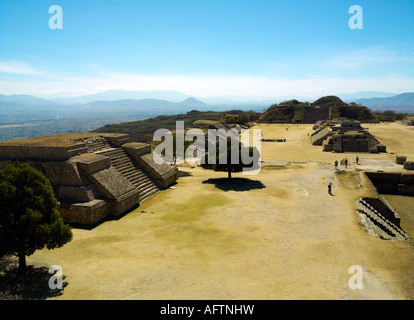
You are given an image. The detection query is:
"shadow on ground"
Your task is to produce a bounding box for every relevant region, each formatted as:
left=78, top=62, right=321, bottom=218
left=178, top=170, right=193, bottom=177
left=202, top=177, right=266, bottom=192
left=0, top=256, right=67, bottom=300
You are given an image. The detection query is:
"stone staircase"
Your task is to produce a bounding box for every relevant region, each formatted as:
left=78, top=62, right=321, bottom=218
left=357, top=198, right=409, bottom=240
left=74, top=136, right=113, bottom=153
left=97, top=148, right=159, bottom=201
left=87, top=138, right=112, bottom=153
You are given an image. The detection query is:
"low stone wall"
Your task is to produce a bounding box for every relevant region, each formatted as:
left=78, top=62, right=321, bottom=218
left=0, top=144, right=87, bottom=161
left=404, top=161, right=414, bottom=170
left=58, top=200, right=108, bottom=225
left=396, top=156, right=407, bottom=165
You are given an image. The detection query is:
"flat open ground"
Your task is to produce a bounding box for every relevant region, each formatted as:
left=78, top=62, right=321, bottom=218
left=27, top=122, right=414, bottom=300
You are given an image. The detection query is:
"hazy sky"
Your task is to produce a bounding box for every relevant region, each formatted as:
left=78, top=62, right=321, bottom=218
left=0, top=0, right=413, bottom=99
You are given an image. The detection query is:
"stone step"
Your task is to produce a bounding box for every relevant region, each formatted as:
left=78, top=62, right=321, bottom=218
left=363, top=209, right=402, bottom=239
left=109, top=156, right=130, bottom=164
left=115, top=164, right=136, bottom=172
left=99, top=149, right=123, bottom=157
left=142, top=188, right=158, bottom=196
left=123, top=169, right=146, bottom=177
left=96, top=147, right=160, bottom=202
left=131, top=173, right=150, bottom=180
left=359, top=200, right=408, bottom=238
left=140, top=187, right=158, bottom=199
left=85, top=139, right=112, bottom=152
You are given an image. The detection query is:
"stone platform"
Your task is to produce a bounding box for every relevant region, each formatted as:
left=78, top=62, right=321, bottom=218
left=311, top=120, right=386, bottom=153
left=0, top=133, right=178, bottom=226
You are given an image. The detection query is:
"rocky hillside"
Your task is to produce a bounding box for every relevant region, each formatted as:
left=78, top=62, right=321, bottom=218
left=94, top=109, right=260, bottom=143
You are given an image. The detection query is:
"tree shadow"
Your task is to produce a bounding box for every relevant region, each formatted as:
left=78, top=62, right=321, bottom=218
left=178, top=170, right=193, bottom=177
left=202, top=177, right=266, bottom=192
left=0, top=256, right=67, bottom=300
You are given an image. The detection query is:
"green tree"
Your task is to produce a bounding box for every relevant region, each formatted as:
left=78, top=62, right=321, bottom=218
left=383, top=110, right=397, bottom=122
left=201, top=136, right=260, bottom=182
left=0, top=163, right=72, bottom=272
left=237, top=113, right=250, bottom=124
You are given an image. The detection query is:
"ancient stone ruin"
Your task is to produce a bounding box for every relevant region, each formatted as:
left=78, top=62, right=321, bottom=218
left=356, top=170, right=413, bottom=241
left=311, top=119, right=386, bottom=153
left=303, top=105, right=331, bottom=124
left=357, top=197, right=409, bottom=240
left=0, top=133, right=178, bottom=226
left=402, top=117, right=414, bottom=126
left=365, top=171, right=414, bottom=196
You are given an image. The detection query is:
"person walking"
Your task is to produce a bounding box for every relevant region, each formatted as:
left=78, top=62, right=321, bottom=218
left=344, top=158, right=348, bottom=168
left=334, top=160, right=338, bottom=170
left=356, top=156, right=359, bottom=165
left=328, top=182, right=332, bottom=195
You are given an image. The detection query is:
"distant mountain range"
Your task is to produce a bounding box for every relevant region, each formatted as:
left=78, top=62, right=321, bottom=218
left=49, top=90, right=192, bottom=105
left=1, top=91, right=413, bottom=123
left=0, top=95, right=215, bottom=124
left=354, top=93, right=414, bottom=112
left=0, top=94, right=55, bottom=106
left=337, top=91, right=397, bottom=103
left=80, top=97, right=210, bottom=113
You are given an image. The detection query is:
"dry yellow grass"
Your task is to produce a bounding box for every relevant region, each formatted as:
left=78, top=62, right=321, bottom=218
left=26, top=122, right=414, bottom=300
left=0, top=132, right=126, bottom=147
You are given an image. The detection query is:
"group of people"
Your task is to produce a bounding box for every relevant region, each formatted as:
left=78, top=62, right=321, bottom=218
left=329, top=156, right=360, bottom=195
left=334, top=156, right=359, bottom=170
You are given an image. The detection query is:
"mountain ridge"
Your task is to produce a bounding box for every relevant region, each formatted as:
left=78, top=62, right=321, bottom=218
left=355, top=93, right=414, bottom=112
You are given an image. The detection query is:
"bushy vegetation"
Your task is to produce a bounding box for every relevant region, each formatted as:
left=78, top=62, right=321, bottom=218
left=222, top=111, right=260, bottom=125
left=373, top=110, right=409, bottom=122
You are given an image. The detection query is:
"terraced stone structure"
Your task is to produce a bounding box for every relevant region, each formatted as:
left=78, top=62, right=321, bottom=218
left=0, top=133, right=178, bottom=225
left=402, top=117, right=414, bottom=126
left=311, top=119, right=386, bottom=153
left=357, top=197, right=409, bottom=240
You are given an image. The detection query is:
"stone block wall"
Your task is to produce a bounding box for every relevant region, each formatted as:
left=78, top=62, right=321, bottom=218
left=304, top=106, right=331, bottom=124
left=365, top=171, right=414, bottom=196
left=404, top=161, right=414, bottom=170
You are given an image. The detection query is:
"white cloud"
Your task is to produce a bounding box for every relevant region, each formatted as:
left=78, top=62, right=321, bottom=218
left=325, top=45, right=414, bottom=70
left=0, top=60, right=39, bottom=75
left=2, top=68, right=414, bottom=99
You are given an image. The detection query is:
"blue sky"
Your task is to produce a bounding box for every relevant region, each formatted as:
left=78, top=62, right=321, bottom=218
left=0, top=0, right=413, bottom=99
